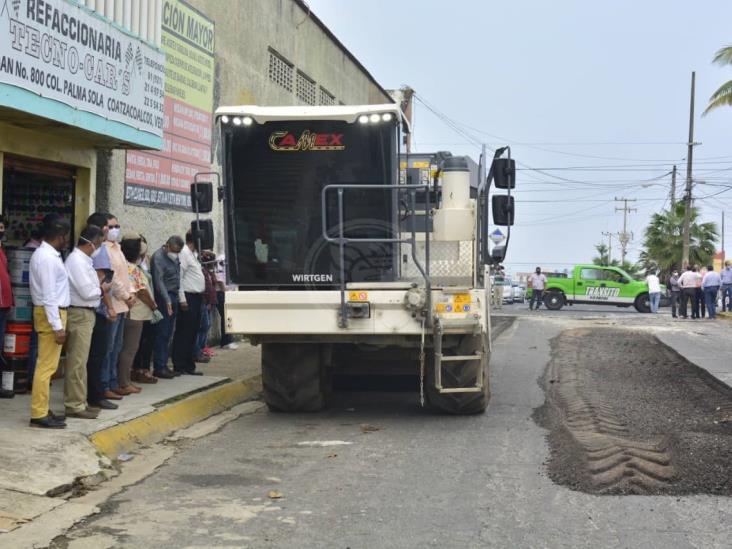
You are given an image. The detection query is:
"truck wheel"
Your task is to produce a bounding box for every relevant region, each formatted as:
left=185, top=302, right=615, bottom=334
left=426, top=335, right=490, bottom=415
left=634, top=293, right=651, bottom=313
left=543, top=291, right=565, bottom=311
left=262, top=343, right=326, bottom=412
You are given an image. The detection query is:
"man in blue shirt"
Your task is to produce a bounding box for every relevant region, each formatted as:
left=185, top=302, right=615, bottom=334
left=702, top=266, right=722, bottom=320
left=720, top=261, right=732, bottom=312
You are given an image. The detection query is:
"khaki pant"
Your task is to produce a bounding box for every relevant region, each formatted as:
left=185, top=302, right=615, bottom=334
left=31, top=307, right=68, bottom=419
left=118, top=318, right=143, bottom=388
left=64, top=307, right=96, bottom=413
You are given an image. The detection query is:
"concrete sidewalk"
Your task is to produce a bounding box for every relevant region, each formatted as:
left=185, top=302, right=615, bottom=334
left=0, top=343, right=262, bottom=534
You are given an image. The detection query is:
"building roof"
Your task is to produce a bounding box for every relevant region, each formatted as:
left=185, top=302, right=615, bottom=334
left=292, top=0, right=394, bottom=104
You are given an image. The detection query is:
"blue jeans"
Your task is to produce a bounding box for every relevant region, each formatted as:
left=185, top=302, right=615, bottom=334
left=722, top=284, right=732, bottom=312
left=704, top=286, right=719, bottom=318
left=649, top=292, right=661, bottom=313
left=194, top=305, right=211, bottom=357
left=153, top=293, right=178, bottom=373
left=101, top=313, right=126, bottom=391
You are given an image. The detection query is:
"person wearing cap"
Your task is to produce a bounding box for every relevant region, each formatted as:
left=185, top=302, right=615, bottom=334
left=668, top=268, right=681, bottom=319
left=64, top=225, right=109, bottom=419
left=29, top=214, right=71, bottom=429
left=721, top=261, right=732, bottom=312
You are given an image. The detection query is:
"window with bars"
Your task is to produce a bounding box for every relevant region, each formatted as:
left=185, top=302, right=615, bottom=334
left=296, top=70, right=316, bottom=105
left=268, top=48, right=293, bottom=92
left=319, top=86, right=336, bottom=106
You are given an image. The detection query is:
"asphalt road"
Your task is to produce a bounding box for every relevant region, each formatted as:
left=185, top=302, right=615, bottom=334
left=57, top=313, right=731, bottom=549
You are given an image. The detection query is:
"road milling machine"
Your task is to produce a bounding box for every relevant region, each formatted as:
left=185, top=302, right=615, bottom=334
left=214, top=104, right=515, bottom=414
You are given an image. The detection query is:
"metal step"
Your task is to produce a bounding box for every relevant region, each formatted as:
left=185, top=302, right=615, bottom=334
left=439, top=353, right=483, bottom=362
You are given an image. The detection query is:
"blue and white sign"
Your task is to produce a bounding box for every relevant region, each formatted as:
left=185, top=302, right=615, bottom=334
left=489, top=229, right=505, bottom=244
left=0, top=0, right=165, bottom=139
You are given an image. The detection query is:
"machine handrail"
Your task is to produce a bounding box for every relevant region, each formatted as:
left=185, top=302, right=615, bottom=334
left=320, top=182, right=432, bottom=328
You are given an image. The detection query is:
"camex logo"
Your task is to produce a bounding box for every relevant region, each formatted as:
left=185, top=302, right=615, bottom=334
left=269, top=130, right=345, bottom=151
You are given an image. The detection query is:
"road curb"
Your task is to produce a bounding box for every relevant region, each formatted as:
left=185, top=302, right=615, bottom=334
left=89, top=376, right=262, bottom=459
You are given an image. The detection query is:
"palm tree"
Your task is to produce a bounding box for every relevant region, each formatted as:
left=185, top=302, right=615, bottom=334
left=639, top=202, right=718, bottom=277
left=704, top=45, right=732, bottom=114
left=592, top=242, right=643, bottom=277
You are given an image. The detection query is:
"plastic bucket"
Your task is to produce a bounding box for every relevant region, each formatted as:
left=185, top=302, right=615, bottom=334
left=10, top=284, right=32, bottom=322
left=4, top=356, right=29, bottom=393
left=4, top=323, right=32, bottom=356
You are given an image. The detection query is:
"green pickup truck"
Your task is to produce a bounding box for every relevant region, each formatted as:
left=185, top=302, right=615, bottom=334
left=539, top=264, right=662, bottom=313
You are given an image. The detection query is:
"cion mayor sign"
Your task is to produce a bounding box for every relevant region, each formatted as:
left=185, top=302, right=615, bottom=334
left=0, top=0, right=165, bottom=138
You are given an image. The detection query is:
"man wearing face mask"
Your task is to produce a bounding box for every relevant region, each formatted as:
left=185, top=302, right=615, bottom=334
left=64, top=225, right=110, bottom=418
left=29, top=214, right=71, bottom=428
left=151, top=235, right=184, bottom=379
left=0, top=216, right=15, bottom=399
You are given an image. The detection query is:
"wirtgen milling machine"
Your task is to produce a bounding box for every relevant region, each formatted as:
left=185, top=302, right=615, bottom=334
left=216, top=104, right=515, bottom=414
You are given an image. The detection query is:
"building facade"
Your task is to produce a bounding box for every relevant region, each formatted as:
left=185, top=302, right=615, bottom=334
left=98, top=0, right=393, bottom=253
left=0, top=0, right=165, bottom=244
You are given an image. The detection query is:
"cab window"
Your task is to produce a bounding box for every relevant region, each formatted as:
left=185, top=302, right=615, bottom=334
left=580, top=268, right=604, bottom=280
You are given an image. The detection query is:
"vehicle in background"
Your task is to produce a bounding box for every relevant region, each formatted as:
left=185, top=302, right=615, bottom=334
left=512, top=284, right=525, bottom=303
left=541, top=264, right=665, bottom=313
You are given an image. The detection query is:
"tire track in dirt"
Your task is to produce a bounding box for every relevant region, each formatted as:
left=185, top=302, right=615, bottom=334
left=546, top=329, right=675, bottom=494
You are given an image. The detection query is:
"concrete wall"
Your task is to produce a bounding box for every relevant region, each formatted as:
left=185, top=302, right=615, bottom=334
left=98, top=0, right=391, bottom=253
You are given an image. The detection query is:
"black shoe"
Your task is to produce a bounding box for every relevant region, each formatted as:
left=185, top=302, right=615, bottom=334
left=30, top=415, right=66, bottom=429
left=183, top=370, right=203, bottom=376
left=93, top=399, right=119, bottom=410
left=49, top=411, right=65, bottom=421
left=154, top=369, right=175, bottom=379
left=0, top=388, right=14, bottom=399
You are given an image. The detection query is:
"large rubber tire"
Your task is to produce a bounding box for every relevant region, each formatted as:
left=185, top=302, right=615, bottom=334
left=634, top=293, right=651, bottom=313
left=543, top=291, right=565, bottom=311
left=426, top=335, right=490, bottom=415
left=262, top=343, right=326, bottom=412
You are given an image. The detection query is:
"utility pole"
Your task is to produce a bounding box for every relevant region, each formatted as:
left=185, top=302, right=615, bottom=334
left=682, top=72, right=696, bottom=268
left=723, top=211, right=726, bottom=259
left=615, top=197, right=637, bottom=264
left=670, top=165, right=677, bottom=208
left=601, top=231, right=613, bottom=264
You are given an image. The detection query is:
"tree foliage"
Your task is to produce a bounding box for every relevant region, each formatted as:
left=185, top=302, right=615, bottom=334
left=704, top=45, right=732, bottom=114
left=592, top=243, right=643, bottom=277
left=639, top=202, right=718, bottom=278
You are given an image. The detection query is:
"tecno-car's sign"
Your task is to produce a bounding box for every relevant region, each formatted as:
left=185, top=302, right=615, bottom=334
left=0, top=0, right=165, bottom=138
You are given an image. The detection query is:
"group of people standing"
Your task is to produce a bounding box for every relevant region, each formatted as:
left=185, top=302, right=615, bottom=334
left=23, top=212, right=234, bottom=429
left=666, top=262, right=732, bottom=320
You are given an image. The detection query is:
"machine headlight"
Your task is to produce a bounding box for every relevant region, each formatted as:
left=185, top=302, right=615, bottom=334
left=381, top=113, right=393, bottom=122
left=232, top=117, right=243, bottom=126
left=358, top=115, right=369, bottom=124
left=369, top=113, right=380, bottom=123
left=242, top=116, right=253, bottom=126
left=220, top=115, right=230, bottom=124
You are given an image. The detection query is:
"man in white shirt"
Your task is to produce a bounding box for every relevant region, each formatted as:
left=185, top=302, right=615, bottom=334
left=678, top=266, right=701, bottom=319
left=29, top=215, right=71, bottom=429
left=645, top=271, right=662, bottom=313
left=172, top=231, right=205, bottom=375
left=529, top=267, right=547, bottom=311
left=64, top=225, right=109, bottom=419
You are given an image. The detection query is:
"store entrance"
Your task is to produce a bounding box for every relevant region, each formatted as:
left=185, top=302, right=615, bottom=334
left=2, top=155, right=76, bottom=248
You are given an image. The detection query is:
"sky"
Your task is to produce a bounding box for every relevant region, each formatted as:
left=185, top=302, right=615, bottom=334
left=308, top=0, right=732, bottom=274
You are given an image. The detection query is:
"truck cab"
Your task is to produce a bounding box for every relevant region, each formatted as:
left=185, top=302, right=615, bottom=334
left=542, top=264, right=661, bottom=313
